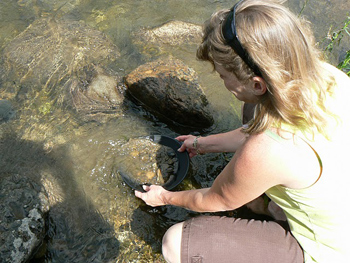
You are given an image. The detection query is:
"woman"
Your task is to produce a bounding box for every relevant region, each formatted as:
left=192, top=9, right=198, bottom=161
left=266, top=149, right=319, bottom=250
left=135, top=0, right=350, bottom=262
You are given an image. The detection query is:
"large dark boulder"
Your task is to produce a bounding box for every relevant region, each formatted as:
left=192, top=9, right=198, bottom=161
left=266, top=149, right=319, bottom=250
left=124, top=57, right=214, bottom=130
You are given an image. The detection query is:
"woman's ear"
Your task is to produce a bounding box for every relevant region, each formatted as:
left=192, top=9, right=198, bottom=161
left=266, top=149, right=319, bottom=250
left=252, top=76, right=267, bottom=96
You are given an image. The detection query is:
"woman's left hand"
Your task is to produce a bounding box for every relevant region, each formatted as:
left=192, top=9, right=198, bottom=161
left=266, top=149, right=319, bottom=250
left=135, top=185, right=169, bottom=207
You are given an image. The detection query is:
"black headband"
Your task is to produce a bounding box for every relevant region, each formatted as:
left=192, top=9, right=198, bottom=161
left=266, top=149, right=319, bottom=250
left=222, top=0, right=262, bottom=77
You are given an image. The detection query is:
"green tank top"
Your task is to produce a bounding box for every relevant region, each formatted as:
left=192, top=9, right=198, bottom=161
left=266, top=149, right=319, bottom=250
left=264, top=64, right=350, bottom=263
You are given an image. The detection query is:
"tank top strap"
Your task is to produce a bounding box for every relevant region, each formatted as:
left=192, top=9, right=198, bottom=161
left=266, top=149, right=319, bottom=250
left=264, top=129, right=286, bottom=143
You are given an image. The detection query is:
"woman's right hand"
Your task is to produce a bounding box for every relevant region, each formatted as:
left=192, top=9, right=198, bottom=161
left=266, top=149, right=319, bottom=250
left=176, top=135, right=202, bottom=158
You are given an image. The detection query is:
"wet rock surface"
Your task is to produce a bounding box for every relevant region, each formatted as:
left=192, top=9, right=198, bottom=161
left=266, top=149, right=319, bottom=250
left=0, top=174, right=49, bottom=263
left=115, top=137, right=178, bottom=186
left=124, top=57, right=214, bottom=131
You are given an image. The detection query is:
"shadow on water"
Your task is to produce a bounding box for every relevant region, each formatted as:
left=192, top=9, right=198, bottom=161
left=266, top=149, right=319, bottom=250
left=0, top=128, right=119, bottom=262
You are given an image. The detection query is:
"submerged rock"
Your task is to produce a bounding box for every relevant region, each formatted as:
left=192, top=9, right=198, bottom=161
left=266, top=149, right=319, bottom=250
left=124, top=57, right=214, bottom=130
left=0, top=174, right=49, bottom=263
left=133, top=20, right=202, bottom=47
left=69, top=64, right=124, bottom=121
left=132, top=20, right=203, bottom=59
left=0, top=17, right=123, bottom=119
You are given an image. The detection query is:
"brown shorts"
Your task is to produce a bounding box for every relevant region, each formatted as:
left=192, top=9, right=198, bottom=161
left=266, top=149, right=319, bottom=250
left=181, top=216, right=303, bottom=263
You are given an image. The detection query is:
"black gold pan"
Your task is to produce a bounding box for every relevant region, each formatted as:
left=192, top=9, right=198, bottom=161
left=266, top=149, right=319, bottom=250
left=119, top=135, right=190, bottom=193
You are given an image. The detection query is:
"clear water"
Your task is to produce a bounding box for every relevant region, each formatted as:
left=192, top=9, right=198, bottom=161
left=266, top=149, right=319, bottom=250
left=0, top=0, right=349, bottom=262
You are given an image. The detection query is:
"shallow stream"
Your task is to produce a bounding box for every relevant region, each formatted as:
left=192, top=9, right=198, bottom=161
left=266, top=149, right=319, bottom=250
left=0, top=0, right=349, bottom=262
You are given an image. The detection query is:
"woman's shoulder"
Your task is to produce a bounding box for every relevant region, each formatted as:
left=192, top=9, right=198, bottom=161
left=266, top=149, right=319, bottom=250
left=240, top=130, right=294, bottom=167
left=243, top=128, right=294, bottom=150
left=323, top=62, right=350, bottom=89
left=240, top=129, right=321, bottom=189
left=323, top=62, right=349, bottom=77
left=322, top=63, right=350, bottom=121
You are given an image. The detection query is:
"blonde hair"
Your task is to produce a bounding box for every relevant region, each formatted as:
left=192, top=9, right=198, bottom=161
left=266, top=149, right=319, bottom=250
left=197, top=0, right=336, bottom=138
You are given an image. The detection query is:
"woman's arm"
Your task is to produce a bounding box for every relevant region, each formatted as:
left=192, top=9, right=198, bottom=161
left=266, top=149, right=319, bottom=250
left=136, top=132, right=287, bottom=212
left=136, top=127, right=321, bottom=212
left=176, top=127, right=248, bottom=157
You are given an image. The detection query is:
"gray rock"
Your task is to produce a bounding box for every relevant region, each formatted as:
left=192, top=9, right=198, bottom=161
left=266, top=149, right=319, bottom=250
left=0, top=174, right=49, bottom=263
left=124, top=57, right=214, bottom=130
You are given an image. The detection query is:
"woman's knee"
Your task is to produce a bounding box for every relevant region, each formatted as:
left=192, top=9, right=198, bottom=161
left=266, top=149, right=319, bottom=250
left=162, top=222, right=184, bottom=263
